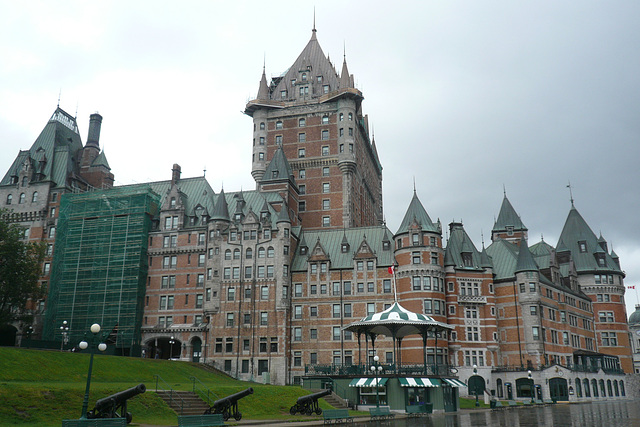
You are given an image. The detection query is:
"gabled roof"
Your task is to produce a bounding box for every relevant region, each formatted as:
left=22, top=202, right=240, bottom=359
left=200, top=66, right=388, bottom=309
left=493, top=195, right=527, bottom=232
left=396, top=191, right=439, bottom=234
left=486, top=239, right=520, bottom=280
left=529, top=239, right=555, bottom=269
left=558, top=205, right=622, bottom=273
left=444, top=223, right=485, bottom=270
left=292, top=225, right=394, bottom=271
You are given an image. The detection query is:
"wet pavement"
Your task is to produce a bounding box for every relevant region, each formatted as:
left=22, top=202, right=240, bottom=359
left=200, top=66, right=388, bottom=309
left=140, top=400, right=640, bottom=426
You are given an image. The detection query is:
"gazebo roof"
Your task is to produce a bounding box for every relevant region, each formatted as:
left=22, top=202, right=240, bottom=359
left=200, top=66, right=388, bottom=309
left=344, top=302, right=452, bottom=339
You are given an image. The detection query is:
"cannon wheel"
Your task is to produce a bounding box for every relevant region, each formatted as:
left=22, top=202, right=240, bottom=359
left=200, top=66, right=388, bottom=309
left=222, top=410, right=230, bottom=421
left=290, top=406, right=297, bottom=415
left=233, top=411, right=242, bottom=421
left=316, top=407, right=323, bottom=415
left=305, top=407, right=313, bottom=416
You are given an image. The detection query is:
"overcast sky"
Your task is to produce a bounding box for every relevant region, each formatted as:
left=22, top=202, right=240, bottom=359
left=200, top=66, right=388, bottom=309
left=1, top=1, right=639, bottom=317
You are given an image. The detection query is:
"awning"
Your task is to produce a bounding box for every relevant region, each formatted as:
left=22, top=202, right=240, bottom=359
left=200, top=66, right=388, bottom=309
left=399, top=377, right=440, bottom=388
left=442, top=378, right=467, bottom=387
left=349, top=377, right=389, bottom=387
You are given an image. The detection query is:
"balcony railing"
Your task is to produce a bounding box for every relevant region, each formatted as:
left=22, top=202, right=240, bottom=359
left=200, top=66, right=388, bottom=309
left=305, top=363, right=455, bottom=377
left=458, top=295, right=487, bottom=304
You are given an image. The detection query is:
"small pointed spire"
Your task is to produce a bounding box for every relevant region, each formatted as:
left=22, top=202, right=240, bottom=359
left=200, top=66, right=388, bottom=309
left=57, top=89, right=61, bottom=108
left=567, top=181, right=574, bottom=207
left=503, top=184, right=506, bottom=197
left=257, top=60, right=269, bottom=100
left=311, top=8, right=317, bottom=40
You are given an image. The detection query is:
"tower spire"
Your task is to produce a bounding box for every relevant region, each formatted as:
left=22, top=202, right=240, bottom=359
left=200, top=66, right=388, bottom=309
left=567, top=181, right=574, bottom=207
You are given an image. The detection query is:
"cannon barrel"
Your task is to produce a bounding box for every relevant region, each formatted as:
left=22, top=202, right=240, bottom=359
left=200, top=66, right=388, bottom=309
left=94, top=384, right=146, bottom=412
left=296, top=389, right=331, bottom=404
left=212, top=387, right=254, bottom=409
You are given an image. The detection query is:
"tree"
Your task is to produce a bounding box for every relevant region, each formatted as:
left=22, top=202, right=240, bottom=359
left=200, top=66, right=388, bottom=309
left=0, top=211, right=46, bottom=327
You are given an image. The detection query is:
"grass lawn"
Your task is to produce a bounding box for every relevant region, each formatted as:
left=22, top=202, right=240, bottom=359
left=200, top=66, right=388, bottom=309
left=0, top=347, right=329, bottom=425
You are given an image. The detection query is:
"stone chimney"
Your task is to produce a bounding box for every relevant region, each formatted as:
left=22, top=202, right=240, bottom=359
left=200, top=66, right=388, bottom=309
left=171, top=164, right=181, bottom=185
left=86, top=113, right=103, bottom=148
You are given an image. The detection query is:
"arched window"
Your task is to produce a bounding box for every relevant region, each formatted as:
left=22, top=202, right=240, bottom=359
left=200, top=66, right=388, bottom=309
left=258, top=247, right=265, bottom=258
left=233, top=249, right=240, bottom=259
left=267, top=246, right=274, bottom=258
left=583, top=378, right=590, bottom=397
left=339, top=113, right=344, bottom=121
left=225, top=249, right=231, bottom=260
left=575, top=378, right=582, bottom=397
left=613, top=380, right=619, bottom=397
left=22, top=176, right=28, bottom=186
left=607, top=380, right=613, bottom=397
left=496, top=378, right=503, bottom=398
left=515, top=378, right=534, bottom=398
left=246, top=248, right=253, bottom=259
left=599, top=379, right=606, bottom=396
left=348, top=112, right=353, bottom=121
left=620, top=380, right=625, bottom=396
left=260, top=122, right=265, bottom=130
left=19, top=193, right=25, bottom=204
left=298, top=118, right=305, bottom=127
left=592, top=379, right=598, bottom=397
left=32, top=191, right=38, bottom=202
left=6, top=194, right=12, bottom=205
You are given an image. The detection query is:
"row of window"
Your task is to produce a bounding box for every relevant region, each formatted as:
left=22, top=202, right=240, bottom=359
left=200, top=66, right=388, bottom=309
left=153, top=314, right=203, bottom=327
left=5, top=191, right=39, bottom=205
left=224, top=245, right=289, bottom=260
left=295, top=280, right=393, bottom=297
left=162, top=233, right=206, bottom=248
left=575, top=378, right=625, bottom=398
left=412, top=276, right=445, bottom=292
left=223, top=265, right=288, bottom=280
left=158, top=294, right=204, bottom=310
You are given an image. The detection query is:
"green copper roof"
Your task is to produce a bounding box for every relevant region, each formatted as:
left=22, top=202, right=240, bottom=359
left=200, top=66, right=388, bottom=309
left=444, top=223, right=485, bottom=270
left=493, top=195, right=527, bottom=232
left=292, top=225, right=394, bottom=271
left=396, top=191, right=439, bottom=234
left=558, top=205, right=622, bottom=273
left=1, top=108, right=84, bottom=187
left=261, top=146, right=296, bottom=185
left=529, top=239, right=555, bottom=269
left=485, top=239, right=520, bottom=280
left=92, top=151, right=111, bottom=169
left=211, top=188, right=230, bottom=221
left=629, top=305, right=640, bottom=325
left=515, top=239, right=539, bottom=273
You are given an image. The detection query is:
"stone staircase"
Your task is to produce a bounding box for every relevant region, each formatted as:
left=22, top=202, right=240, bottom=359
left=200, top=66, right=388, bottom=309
left=156, top=390, right=210, bottom=415
left=320, top=391, right=348, bottom=409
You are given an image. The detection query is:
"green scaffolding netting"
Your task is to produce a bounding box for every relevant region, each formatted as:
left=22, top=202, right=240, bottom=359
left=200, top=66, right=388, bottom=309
left=43, top=186, right=159, bottom=355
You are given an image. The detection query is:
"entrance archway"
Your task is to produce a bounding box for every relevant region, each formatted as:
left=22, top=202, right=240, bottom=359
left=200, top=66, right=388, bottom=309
left=191, top=337, right=202, bottom=362
left=549, top=377, right=568, bottom=401
left=468, top=375, right=485, bottom=397
left=0, top=324, right=17, bottom=346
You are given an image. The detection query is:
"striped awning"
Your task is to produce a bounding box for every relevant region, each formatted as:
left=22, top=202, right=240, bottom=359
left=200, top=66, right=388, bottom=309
left=399, top=377, right=440, bottom=388
left=349, top=377, right=389, bottom=387
left=442, top=378, right=467, bottom=387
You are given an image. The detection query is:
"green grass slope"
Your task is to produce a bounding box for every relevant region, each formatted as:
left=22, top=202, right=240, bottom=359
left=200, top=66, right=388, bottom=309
left=0, top=347, right=325, bottom=426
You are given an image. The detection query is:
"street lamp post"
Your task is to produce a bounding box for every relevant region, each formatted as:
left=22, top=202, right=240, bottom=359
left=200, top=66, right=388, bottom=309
left=473, top=364, right=479, bottom=407
left=528, top=370, right=534, bottom=403
left=169, top=336, right=175, bottom=360
left=78, top=323, right=107, bottom=419
left=370, top=355, right=383, bottom=408
left=60, top=320, right=69, bottom=351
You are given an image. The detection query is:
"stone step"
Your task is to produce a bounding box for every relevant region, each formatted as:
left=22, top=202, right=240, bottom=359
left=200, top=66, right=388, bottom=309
left=156, top=391, right=211, bottom=415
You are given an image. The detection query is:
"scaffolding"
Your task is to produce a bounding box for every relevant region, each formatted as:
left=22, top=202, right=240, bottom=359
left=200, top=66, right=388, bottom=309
left=44, top=186, right=159, bottom=355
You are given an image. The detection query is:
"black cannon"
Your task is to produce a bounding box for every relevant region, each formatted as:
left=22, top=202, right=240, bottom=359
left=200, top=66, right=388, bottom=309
left=204, top=387, right=253, bottom=421
left=87, top=383, right=146, bottom=424
left=289, top=389, right=331, bottom=415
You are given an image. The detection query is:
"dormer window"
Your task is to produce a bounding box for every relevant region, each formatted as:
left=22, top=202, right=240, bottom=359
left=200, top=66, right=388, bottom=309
left=317, top=76, right=322, bottom=83
left=234, top=213, right=242, bottom=222
left=300, top=246, right=308, bottom=255
left=578, top=241, right=587, bottom=253
left=323, top=85, right=329, bottom=94
left=341, top=243, right=349, bottom=253
left=301, top=73, right=307, bottom=81
left=506, top=226, right=514, bottom=236
left=281, top=90, right=286, bottom=99
left=272, top=171, right=279, bottom=178
left=596, top=254, right=606, bottom=267
left=412, top=233, right=420, bottom=246
left=170, top=197, right=176, bottom=208
left=382, top=241, right=390, bottom=251
left=462, top=252, right=473, bottom=267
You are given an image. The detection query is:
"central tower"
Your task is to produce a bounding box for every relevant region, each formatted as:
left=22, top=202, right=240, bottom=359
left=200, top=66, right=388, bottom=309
left=245, top=27, right=383, bottom=230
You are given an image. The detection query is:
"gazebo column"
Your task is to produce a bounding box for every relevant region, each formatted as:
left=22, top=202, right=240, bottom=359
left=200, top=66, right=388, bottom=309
left=397, top=337, right=403, bottom=372
left=434, top=331, right=439, bottom=375
left=392, top=330, right=398, bottom=371
left=369, top=333, right=377, bottom=367
left=357, top=331, right=362, bottom=368
left=422, top=332, right=428, bottom=376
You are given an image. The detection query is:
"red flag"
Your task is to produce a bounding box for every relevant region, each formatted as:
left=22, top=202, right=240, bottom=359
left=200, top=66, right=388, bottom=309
left=627, top=285, right=635, bottom=289
left=388, top=266, right=395, bottom=275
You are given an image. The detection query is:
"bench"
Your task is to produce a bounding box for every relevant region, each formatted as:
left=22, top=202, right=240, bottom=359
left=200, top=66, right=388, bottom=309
left=508, top=400, right=519, bottom=408
left=534, top=399, right=545, bottom=405
left=62, top=420, right=127, bottom=427
left=177, top=414, right=225, bottom=427
left=543, top=399, right=555, bottom=405
left=522, top=400, right=533, bottom=406
left=406, top=403, right=432, bottom=416
left=323, top=409, right=353, bottom=424
left=369, top=406, right=396, bottom=421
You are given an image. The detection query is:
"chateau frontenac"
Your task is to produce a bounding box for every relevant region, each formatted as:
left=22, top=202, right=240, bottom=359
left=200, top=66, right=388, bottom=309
left=1, top=26, right=634, bottom=406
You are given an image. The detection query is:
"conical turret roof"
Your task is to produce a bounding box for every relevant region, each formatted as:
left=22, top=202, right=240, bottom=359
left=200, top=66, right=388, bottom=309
left=211, top=188, right=230, bottom=221
left=261, top=146, right=295, bottom=185
left=493, top=195, right=527, bottom=233
left=515, top=238, right=538, bottom=273
left=396, top=191, right=438, bottom=234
